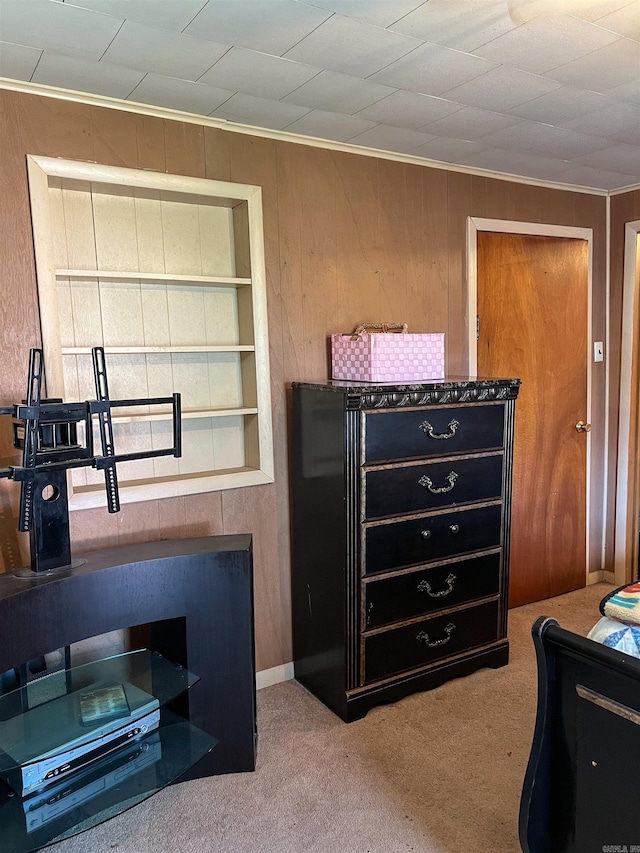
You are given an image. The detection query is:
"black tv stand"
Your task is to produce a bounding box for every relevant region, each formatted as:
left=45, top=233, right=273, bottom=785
left=0, top=535, right=256, bottom=850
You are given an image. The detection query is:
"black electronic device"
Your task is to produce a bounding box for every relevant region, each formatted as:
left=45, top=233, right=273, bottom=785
left=22, top=729, right=162, bottom=833
left=0, top=346, right=182, bottom=575
left=0, top=679, right=160, bottom=796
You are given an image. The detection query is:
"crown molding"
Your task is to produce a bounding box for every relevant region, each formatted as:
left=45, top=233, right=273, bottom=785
left=608, top=182, right=640, bottom=196
left=0, top=77, right=618, bottom=197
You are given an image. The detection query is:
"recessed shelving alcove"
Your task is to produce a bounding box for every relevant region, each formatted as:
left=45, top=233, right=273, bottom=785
left=27, top=155, right=274, bottom=509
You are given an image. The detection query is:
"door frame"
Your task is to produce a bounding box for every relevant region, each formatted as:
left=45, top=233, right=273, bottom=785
left=614, top=220, right=640, bottom=585
left=466, top=217, right=597, bottom=586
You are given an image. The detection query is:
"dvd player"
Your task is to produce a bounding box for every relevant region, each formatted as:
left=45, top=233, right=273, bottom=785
left=22, top=730, right=162, bottom=833
left=0, top=681, right=160, bottom=796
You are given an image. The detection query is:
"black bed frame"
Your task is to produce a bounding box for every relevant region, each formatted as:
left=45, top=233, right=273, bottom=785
left=519, top=616, right=640, bottom=852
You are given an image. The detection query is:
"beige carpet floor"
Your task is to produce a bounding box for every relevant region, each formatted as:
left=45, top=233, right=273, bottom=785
left=50, top=583, right=607, bottom=853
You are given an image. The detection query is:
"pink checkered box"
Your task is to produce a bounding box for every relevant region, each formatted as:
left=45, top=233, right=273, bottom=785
left=331, top=331, right=445, bottom=382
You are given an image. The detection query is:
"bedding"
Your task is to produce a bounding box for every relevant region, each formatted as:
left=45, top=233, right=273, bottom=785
left=586, top=580, right=640, bottom=659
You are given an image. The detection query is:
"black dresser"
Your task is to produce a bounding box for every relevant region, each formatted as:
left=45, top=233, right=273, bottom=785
left=291, top=377, right=520, bottom=722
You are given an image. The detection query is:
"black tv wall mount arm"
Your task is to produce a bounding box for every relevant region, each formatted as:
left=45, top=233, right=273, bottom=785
left=0, top=347, right=181, bottom=575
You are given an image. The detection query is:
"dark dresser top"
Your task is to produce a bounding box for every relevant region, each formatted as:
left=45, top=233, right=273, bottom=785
left=292, top=376, right=521, bottom=407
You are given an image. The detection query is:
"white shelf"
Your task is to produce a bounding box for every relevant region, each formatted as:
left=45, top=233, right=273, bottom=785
left=109, top=407, right=259, bottom=423
left=56, top=269, right=252, bottom=287
left=62, top=346, right=256, bottom=355
left=28, top=156, right=274, bottom=504
left=69, top=467, right=274, bottom=510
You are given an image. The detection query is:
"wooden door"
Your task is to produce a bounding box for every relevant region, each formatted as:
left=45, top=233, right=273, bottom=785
left=477, top=232, right=589, bottom=606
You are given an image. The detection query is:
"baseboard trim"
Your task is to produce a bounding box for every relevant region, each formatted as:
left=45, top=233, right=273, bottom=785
left=256, top=662, right=294, bottom=691
left=587, top=571, right=605, bottom=584
left=602, top=571, right=616, bottom=584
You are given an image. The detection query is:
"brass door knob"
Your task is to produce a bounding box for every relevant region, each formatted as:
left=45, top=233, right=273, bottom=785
left=575, top=421, right=591, bottom=433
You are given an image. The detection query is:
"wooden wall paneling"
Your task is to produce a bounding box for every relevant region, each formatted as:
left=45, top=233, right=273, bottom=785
left=17, top=93, right=95, bottom=163
left=0, top=94, right=42, bottom=408
left=227, top=133, right=289, bottom=670
left=115, top=421, right=156, bottom=483
left=529, top=185, right=577, bottom=226
left=403, top=163, right=426, bottom=323
left=97, top=277, right=143, bottom=358
left=135, top=189, right=166, bottom=276
left=274, top=143, right=306, bottom=660
left=293, top=146, right=338, bottom=379
left=0, top=91, right=617, bottom=665
left=180, top=414, right=215, bottom=475
left=92, top=184, right=139, bottom=272
left=334, top=150, right=379, bottom=341
left=611, top=192, right=640, bottom=379
left=47, top=180, right=69, bottom=271
left=91, top=105, right=139, bottom=169
left=501, top=182, right=560, bottom=225
left=420, top=167, right=449, bottom=335
left=183, top=490, right=224, bottom=538
left=0, top=91, right=38, bottom=573
left=150, top=415, right=180, bottom=480
left=56, top=176, right=101, bottom=414
left=608, top=192, right=637, bottom=571
left=61, top=178, right=98, bottom=270
left=244, top=483, right=289, bottom=669
left=157, top=496, right=187, bottom=540
left=56, top=278, right=99, bottom=391
left=446, top=171, right=473, bottom=373
left=276, top=143, right=309, bottom=381
left=516, top=183, right=577, bottom=227
left=471, top=174, right=490, bottom=219
left=136, top=114, right=166, bottom=173
left=68, top=505, right=119, bottom=554
left=610, top=193, right=635, bottom=391
left=275, top=143, right=343, bottom=665
left=167, top=281, right=207, bottom=346
left=228, top=137, right=280, bottom=330
left=160, top=196, right=202, bottom=277
left=221, top=486, right=248, bottom=537
left=164, top=119, right=205, bottom=178
left=199, top=205, right=235, bottom=277
left=376, top=158, right=409, bottom=324
left=114, top=499, right=161, bottom=546
left=483, top=175, right=515, bottom=222
left=204, top=285, right=239, bottom=346
left=204, top=126, right=232, bottom=183
left=211, top=413, right=245, bottom=470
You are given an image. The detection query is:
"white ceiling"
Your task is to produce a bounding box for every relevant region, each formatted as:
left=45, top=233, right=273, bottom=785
left=0, top=0, right=639, bottom=191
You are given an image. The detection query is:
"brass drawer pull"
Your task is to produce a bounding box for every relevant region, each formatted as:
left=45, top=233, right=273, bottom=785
left=420, top=529, right=431, bottom=540
left=419, top=418, right=460, bottom=440
left=417, top=573, right=456, bottom=598
left=416, top=623, right=456, bottom=647
left=418, top=471, right=458, bottom=493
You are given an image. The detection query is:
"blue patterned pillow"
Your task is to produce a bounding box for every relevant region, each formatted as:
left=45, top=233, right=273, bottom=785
left=588, top=616, right=640, bottom=658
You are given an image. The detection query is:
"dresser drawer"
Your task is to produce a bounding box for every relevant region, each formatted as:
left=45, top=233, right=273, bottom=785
left=364, top=454, right=503, bottom=519
left=364, top=404, right=505, bottom=463
left=363, top=599, right=500, bottom=683
left=364, top=504, right=502, bottom=576
left=364, top=552, right=501, bottom=629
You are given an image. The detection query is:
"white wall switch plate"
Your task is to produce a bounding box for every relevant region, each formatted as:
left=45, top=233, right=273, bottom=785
left=594, top=341, right=604, bottom=362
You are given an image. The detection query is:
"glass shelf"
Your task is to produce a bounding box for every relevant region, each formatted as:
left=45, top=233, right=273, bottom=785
left=0, top=710, right=216, bottom=853
left=0, top=651, right=217, bottom=852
